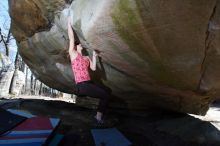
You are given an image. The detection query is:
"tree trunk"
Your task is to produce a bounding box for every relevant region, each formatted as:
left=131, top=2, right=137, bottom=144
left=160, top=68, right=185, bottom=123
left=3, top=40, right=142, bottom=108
left=21, top=60, right=25, bottom=72
left=25, top=66, right=28, bottom=94
left=34, top=78, right=37, bottom=95
left=30, top=73, right=33, bottom=95
left=14, top=52, right=19, bottom=69
left=39, top=82, right=42, bottom=95
left=5, top=29, right=11, bottom=56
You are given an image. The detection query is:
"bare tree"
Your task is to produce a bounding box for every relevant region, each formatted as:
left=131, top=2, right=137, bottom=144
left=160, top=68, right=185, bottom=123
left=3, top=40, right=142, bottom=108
left=30, top=73, right=33, bottom=95
left=39, top=82, right=42, bottom=95
left=14, top=52, right=26, bottom=72
left=14, top=51, right=19, bottom=68
left=0, top=1, right=15, bottom=57
left=20, top=60, right=25, bottom=72
left=34, top=78, right=37, bottom=95
left=25, top=66, right=28, bottom=93
left=0, top=27, right=12, bottom=56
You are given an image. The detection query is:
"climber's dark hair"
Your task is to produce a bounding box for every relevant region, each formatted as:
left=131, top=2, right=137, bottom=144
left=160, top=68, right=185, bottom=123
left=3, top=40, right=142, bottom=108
left=74, top=31, right=80, bottom=46
left=65, top=0, right=73, bottom=4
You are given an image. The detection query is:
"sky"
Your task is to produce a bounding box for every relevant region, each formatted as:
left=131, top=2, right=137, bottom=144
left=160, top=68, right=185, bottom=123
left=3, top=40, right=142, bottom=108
left=0, top=0, right=17, bottom=62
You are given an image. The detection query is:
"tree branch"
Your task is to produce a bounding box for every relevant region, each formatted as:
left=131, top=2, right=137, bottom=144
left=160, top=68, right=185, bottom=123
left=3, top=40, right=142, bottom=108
left=0, top=27, right=10, bottom=56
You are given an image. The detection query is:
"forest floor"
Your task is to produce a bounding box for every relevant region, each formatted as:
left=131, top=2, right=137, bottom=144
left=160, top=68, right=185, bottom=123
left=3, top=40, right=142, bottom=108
left=1, top=95, right=220, bottom=146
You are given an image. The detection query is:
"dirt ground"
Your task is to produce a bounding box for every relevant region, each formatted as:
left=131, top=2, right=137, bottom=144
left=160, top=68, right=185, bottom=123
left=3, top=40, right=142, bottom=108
left=2, top=96, right=220, bottom=146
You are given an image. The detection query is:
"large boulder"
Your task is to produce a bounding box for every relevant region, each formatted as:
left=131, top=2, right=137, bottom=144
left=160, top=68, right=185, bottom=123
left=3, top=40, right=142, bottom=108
left=9, top=0, right=220, bottom=115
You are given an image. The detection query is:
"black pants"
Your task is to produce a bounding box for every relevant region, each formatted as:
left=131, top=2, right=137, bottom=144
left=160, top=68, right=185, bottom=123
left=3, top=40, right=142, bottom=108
left=76, top=81, right=110, bottom=113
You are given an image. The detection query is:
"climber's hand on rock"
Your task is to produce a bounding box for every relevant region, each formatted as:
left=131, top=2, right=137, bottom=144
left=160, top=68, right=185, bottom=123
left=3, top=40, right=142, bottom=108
left=94, top=49, right=102, bottom=57
left=92, top=50, right=97, bottom=57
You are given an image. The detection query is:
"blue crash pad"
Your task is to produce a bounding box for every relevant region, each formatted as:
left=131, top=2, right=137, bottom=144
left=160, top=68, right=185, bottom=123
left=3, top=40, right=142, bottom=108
left=91, top=128, right=132, bottom=146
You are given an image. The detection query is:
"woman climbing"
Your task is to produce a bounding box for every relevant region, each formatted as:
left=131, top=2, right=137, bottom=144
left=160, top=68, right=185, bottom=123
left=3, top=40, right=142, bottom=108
left=67, top=17, right=110, bottom=124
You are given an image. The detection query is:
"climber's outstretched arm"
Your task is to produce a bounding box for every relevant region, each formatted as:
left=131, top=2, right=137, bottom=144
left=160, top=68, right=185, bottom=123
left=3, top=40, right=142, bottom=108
left=88, top=50, right=97, bottom=71
left=67, top=17, right=77, bottom=59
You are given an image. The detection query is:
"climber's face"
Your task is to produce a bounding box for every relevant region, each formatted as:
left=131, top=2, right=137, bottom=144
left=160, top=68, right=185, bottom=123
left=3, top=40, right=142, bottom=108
left=76, top=44, right=83, bottom=52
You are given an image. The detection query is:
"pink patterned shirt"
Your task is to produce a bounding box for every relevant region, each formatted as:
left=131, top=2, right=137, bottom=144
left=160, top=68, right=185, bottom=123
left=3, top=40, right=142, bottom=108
left=71, top=53, right=91, bottom=84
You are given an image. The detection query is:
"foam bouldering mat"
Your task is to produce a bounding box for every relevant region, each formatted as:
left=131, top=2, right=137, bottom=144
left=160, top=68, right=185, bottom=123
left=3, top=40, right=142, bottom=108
left=48, top=134, right=64, bottom=146
left=7, top=109, right=35, bottom=118
left=91, top=128, right=132, bottom=146
left=0, top=108, right=26, bottom=136
left=58, top=133, right=80, bottom=146
left=0, top=100, right=22, bottom=109
left=0, top=117, right=60, bottom=146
